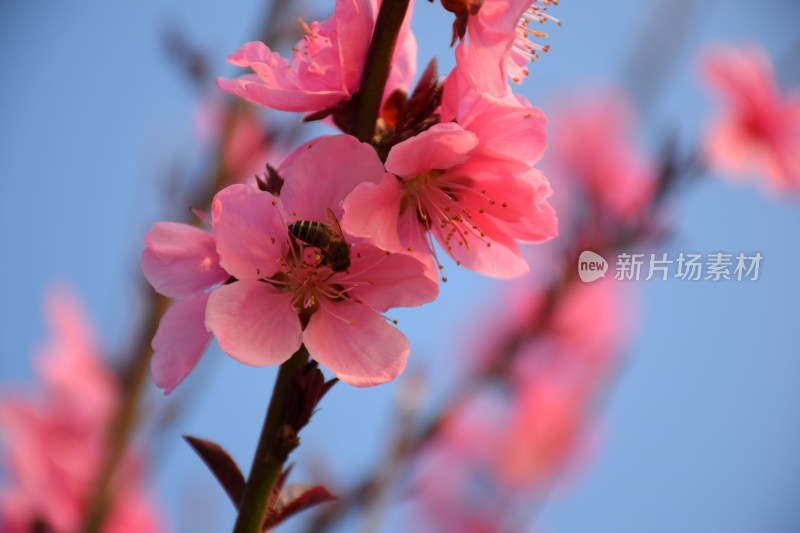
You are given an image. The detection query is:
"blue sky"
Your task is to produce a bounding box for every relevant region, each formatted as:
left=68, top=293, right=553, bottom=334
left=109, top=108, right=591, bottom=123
left=1, top=0, right=799, bottom=531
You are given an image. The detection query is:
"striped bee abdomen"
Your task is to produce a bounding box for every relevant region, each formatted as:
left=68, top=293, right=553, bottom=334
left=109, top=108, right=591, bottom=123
left=288, top=220, right=351, bottom=272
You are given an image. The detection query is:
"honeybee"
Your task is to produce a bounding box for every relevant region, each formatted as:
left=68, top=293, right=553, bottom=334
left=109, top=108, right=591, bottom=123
left=288, top=208, right=351, bottom=272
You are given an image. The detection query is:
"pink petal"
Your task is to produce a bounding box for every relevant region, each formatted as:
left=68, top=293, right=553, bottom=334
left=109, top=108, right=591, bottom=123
left=477, top=0, right=534, bottom=34
left=385, top=123, right=479, bottom=178
left=304, top=299, right=409, bottom=386
left=225, top=41, right=288, bottom=83
left=205, top=281, right=302, bottom=367
left=335, top=0, right=378, bottom=92
left=142, top=222, right=228, bottom=298
left=34, top=287, right=117, bottom=417
left=503, top=201, right=559, bottom=243
left=455, top=32, right=512, bottom=99
left=441, top=65, right=524, bottom=123
left=451, top=161, right=538, bottom=221
left=211, top=184, right=288, bottom=281
left=279, top=135, right=385, bottom=221
left=463, top=100, right=547, bottom=166
left=703, top=43, right=776, bottom=113
left=217, top=42, right=349, bottom=112
left=337, top=242, right=439, bottom=311
left=437, top=212, right=529, bottom=279
left=150, top=292, right=213, bottom=395
left=216, top=77, right=346, bottom=113
left=341, top=172, right=405, bottom=251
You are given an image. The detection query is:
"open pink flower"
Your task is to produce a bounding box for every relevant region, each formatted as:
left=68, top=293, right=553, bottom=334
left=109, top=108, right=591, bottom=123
left=702, top=42, right=800, bottom=191
left=206, top=135, right=438, bottom=386
left=550, top=90, right=656, bottom=222
left=217, top=0, right=417, bottom=114
left=342, top=95, right=556, bottom=279
left=0, top=289, right=163, bottom=533
left=142, top=219, right=229, bottom=394
left=454, top=0, right=559, bottom=98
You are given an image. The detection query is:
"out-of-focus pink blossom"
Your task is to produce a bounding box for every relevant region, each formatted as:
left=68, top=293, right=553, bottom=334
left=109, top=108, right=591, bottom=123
left=412, top=277, right=631, bottom=529
left=142, top=219, right=229, bottom=394
left=206, top=135, right=438, bottom=386
left=550, top=90, right=656, bottom=223
left=499, top=277, right=633, bottom=488
left=455, top=0, right=559, bottom=98
left=217, top=0, right=417, bottom=114
left=410, top=392, right=511, bottom=533
left=0, top=289, right=163, bottom=533
left=702, top=42, right=800, bottom=191
left=496, top=373, right=589, bottom=489
left=342, top=93, right=556, bottom=278
left=195, top=97, right=275, bottom=185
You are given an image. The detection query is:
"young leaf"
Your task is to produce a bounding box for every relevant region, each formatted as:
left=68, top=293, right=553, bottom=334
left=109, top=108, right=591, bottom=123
left=183, top=435, right=245, bottom=508
left=262, top=485, right=338, bottom=530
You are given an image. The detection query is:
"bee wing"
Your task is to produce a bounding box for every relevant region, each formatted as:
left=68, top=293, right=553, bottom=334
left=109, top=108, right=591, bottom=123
left=324, top=208, right=347, bottom=241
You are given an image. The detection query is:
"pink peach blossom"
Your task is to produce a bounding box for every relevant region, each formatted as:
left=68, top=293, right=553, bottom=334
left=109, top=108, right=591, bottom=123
left=342, top=96, right=556, bottom=279
left=206, top=135, right=438, bottom=386
left=550, top=90, right=656, bottom=222
left=496, top=374, right=588, bottom=489
left=702, top=42, right=800, bottom=191
left=495, top=277, right=633, bottom=488
left=455, top=0, right=559, bottom=99
left=0, top=289, right=163, bottom=533
left=409, top=277, right=631, bottom=530
left=217, top=0, right=417, bottom=115
left=142, top=219, right=229, bottom=394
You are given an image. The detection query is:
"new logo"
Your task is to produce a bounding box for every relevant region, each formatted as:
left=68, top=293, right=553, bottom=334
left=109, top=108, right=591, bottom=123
left=578, top=251, right=608, bottom=283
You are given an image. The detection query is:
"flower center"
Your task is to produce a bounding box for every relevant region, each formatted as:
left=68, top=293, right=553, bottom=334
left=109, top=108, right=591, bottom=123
left=291, top=18, right=334, bottom=75
left=266, top=244, right=345, bottom=318
left=400, top=172, right=498, bottom=258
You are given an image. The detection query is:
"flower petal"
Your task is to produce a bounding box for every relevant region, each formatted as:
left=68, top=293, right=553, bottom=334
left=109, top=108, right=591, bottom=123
left=151, top=293, right=212, bottom=395
left=279, top=135, right=385, bottom=222
left=217, top=77, right=347, bottom=113
left=385, top=123, right=479, bottom=178
left=304, top=299, right=409, bottom=387
left=336, top=0, right=377, bottom=92
left=216, top=42, right=349, bottom=113
left=336, top=243, right=439, bottom=311
left=463, top=100, right=547, bottom=166
left=502, top=201, right=559, bottom=243
left=341, top=172, right=405, bottom=251
left=435, top=211, right=530, bottom=279
left=212, top=184, right=288, bottom=281
left=205, top=281, right=302, bottom=367
left=142, top=222, right=228, bottom=298
left=455, top=31, right=512, bottom=98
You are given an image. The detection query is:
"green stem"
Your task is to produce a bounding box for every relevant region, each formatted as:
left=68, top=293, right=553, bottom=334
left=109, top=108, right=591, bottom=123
left=232, top=346, right=310, bottom=533
left=349, top=0, right=412, bottom=142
